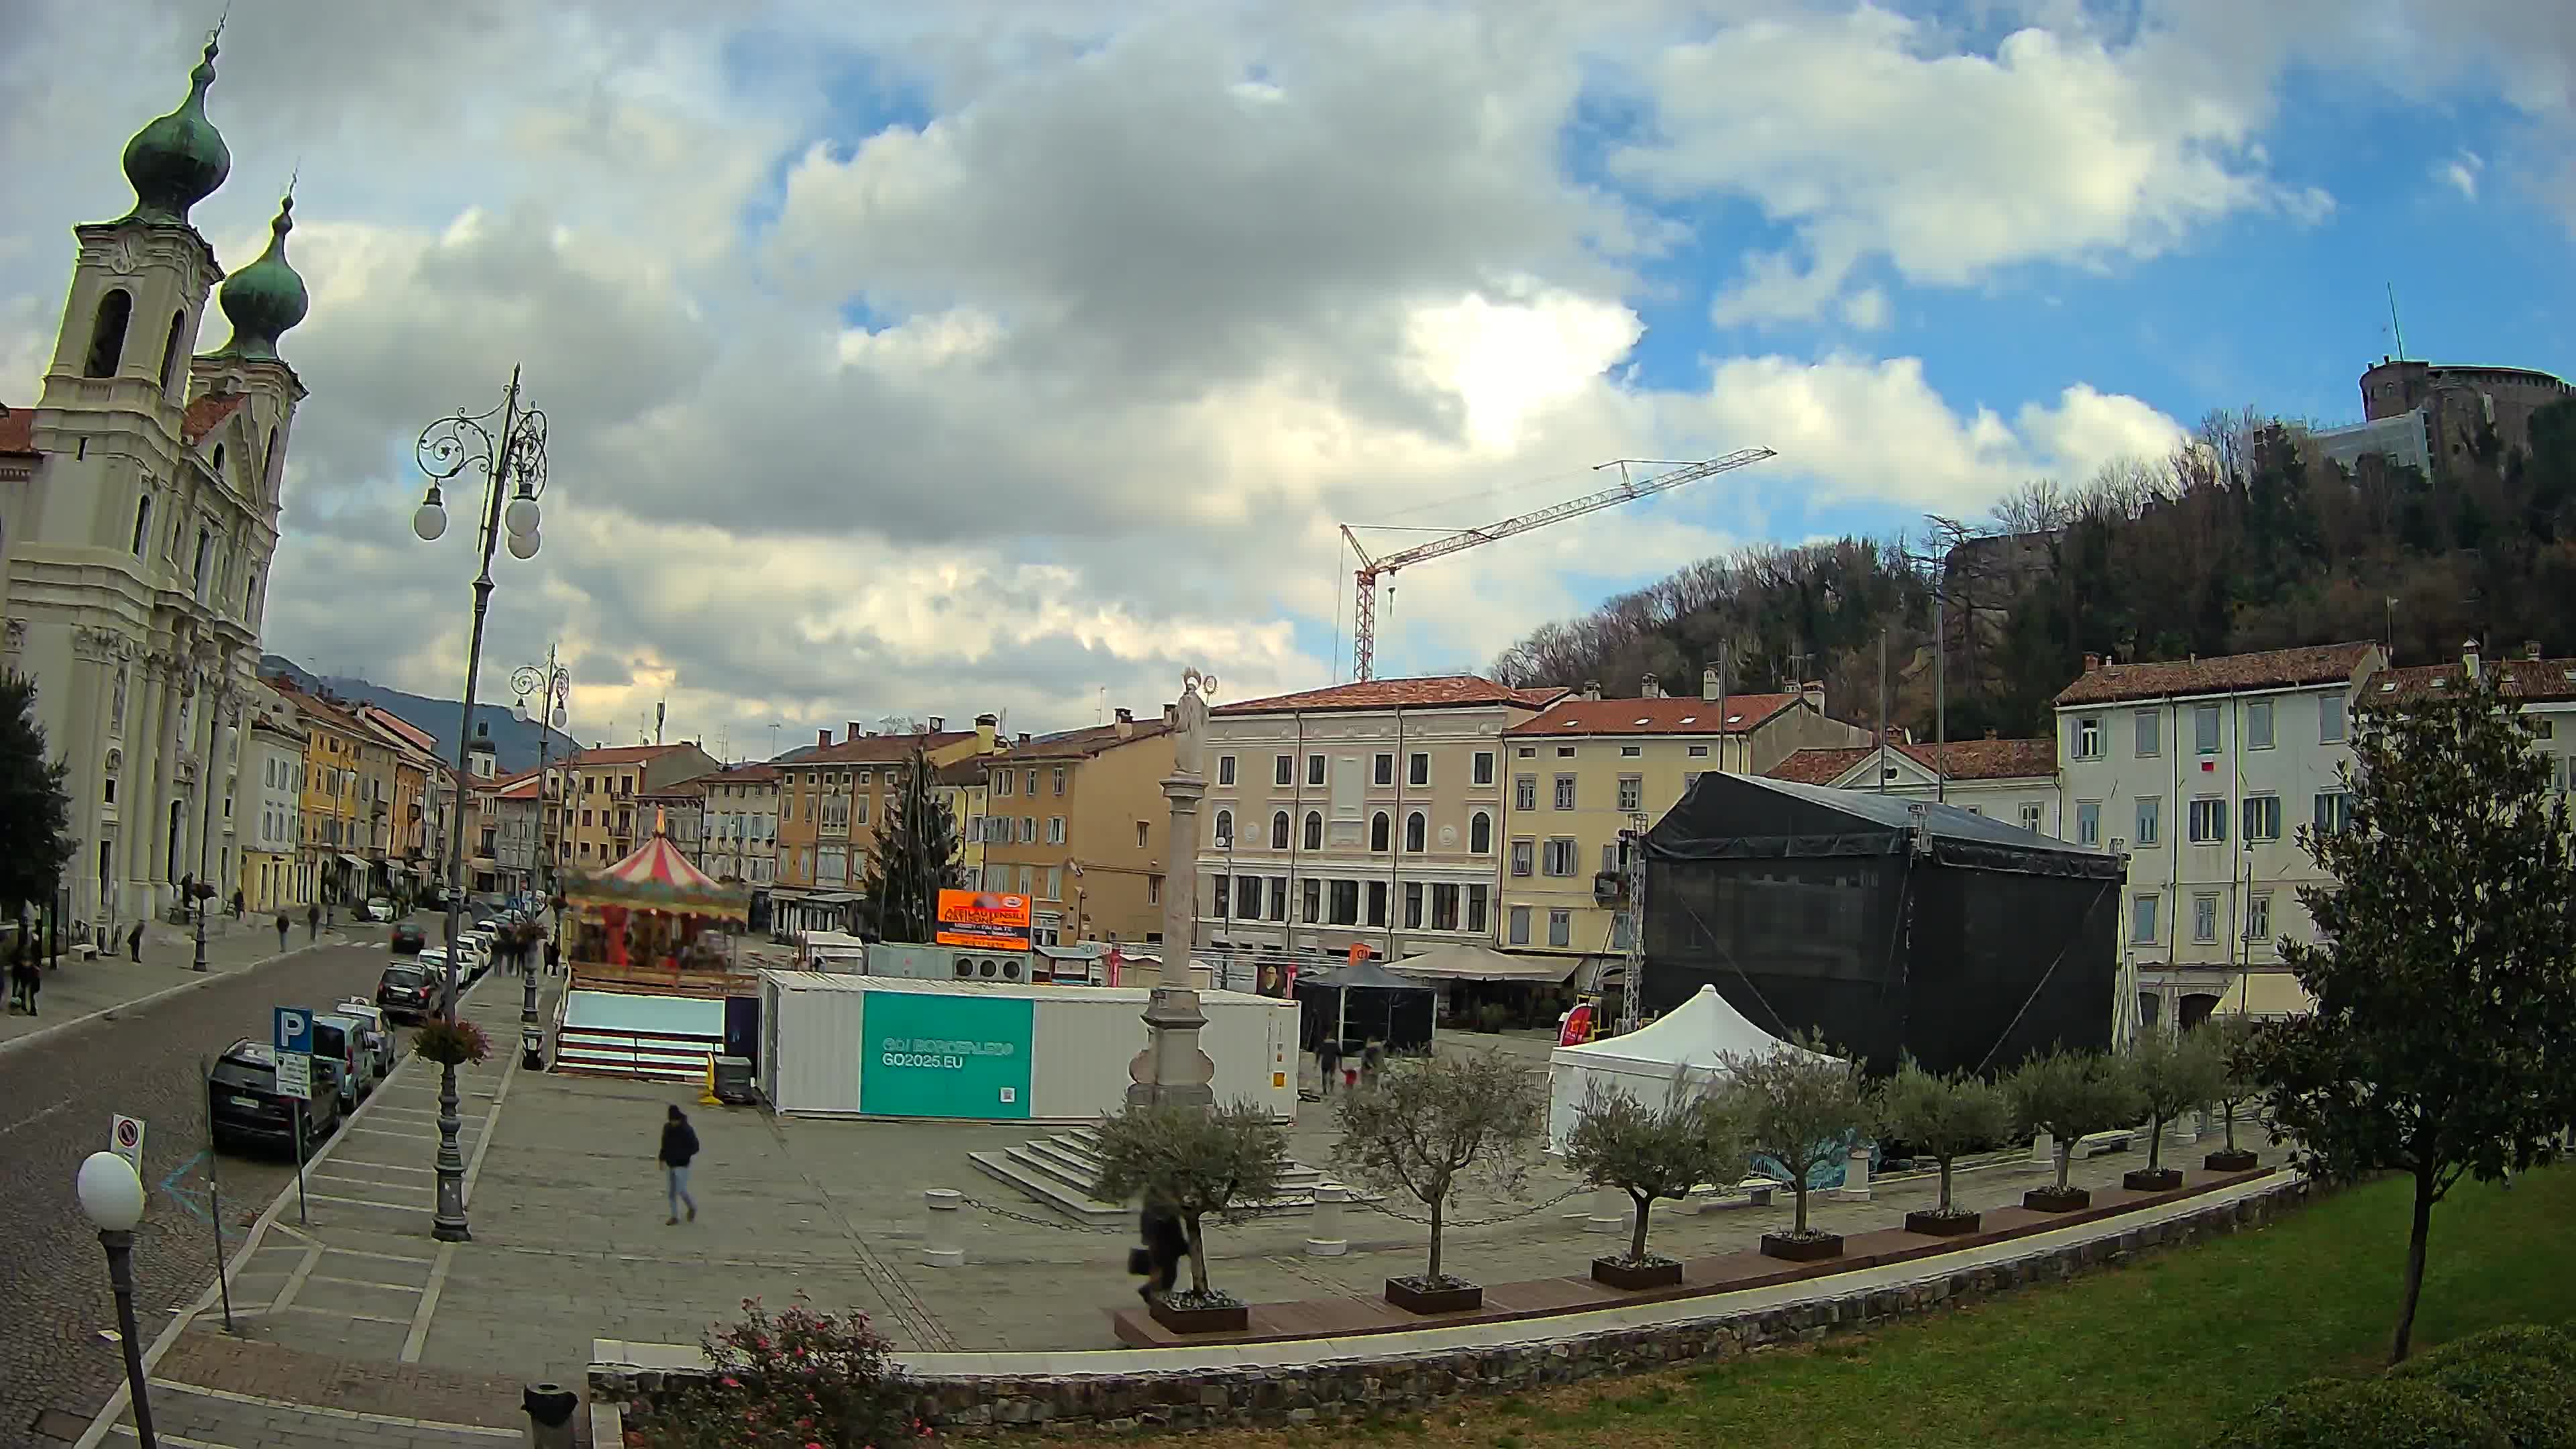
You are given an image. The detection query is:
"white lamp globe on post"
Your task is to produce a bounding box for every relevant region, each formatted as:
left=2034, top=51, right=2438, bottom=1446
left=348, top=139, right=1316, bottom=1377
left=504, top=487, right=541, bottom=540
left=506, top=529, right=540, bottom=561
left=77, top=1151, right=158, bottom=1449
left=412, top=484, right=449, bottom=543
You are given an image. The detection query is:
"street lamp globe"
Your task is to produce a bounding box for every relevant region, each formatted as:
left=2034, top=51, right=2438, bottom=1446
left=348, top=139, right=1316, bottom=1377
left=76, top=1152, right=146, bottom=1232
left=504, top=490, right=541, bottom=539
left=514, top=698, right=531, bottom=724
left=506, top=528, right=540, bottom=561
left=412, top=486, right=449, bottom=542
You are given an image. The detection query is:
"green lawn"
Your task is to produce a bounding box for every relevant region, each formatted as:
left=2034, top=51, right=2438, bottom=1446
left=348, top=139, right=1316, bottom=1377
left=1186, top=1166, right=2576, bottom=1449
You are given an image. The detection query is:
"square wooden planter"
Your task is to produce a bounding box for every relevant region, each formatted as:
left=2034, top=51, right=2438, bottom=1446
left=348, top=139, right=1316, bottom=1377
left=1147, top=1297, right=1249, bottom=1335
left=1904, top=1209, right=1982, bottom=1237
left=1759, top=1231, right=1844, bottom=1262
left=2122, top=1167, right=2184, bottom=1193
left=1385, top=1277, right=1483, bottom=1314
left=2023, top=1185, right=2092, bottom=1213
left=2204, top=1148, right=2260, bottom=1172
left=1591, top=1255, right=1684, bottom=1290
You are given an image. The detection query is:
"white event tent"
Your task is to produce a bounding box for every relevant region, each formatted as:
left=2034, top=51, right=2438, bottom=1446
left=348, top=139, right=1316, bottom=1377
left=1544, top=984, right=1845, bottom=1152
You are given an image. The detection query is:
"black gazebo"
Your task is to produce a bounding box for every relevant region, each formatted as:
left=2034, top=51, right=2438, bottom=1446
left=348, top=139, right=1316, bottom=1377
left=1294, top=961, right=1437, bottom=1056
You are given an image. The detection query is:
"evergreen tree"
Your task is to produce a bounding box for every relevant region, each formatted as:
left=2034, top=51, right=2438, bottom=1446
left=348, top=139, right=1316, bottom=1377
left=0, top=672, right=76, bottom=924
left=2249, top=660, right=2576, bottom=1365
left=859, top=743, right=960, bottom=943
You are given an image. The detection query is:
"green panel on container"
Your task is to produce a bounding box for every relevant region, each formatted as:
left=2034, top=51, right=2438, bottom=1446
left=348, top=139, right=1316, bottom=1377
left=860, top=990, right=1035, bottom=1120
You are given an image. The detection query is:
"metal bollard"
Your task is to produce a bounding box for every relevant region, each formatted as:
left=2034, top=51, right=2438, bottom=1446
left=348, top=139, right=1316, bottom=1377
left=1831, top=1143, right=1872, bottom=1201
left=920, top=1187, right=965, bottom=1269
left=523, top=1383, right=577, bottom=1449
left=1584, top=1185, right=1628, bottom=1234
left=1304, top=1183, right=1350, bottom=1256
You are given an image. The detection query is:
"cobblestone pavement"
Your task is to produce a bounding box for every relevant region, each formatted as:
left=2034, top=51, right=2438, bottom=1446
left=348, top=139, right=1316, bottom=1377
left=0, top=923, right=390, bottom=1444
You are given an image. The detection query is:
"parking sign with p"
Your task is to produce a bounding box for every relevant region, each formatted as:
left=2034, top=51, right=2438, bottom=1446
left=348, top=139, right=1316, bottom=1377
left=273, top=1007, right=312, bottom=1055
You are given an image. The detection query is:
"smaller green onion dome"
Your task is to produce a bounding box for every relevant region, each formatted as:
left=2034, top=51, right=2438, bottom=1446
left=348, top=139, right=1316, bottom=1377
left=212, top=195, right=308, bottom=362
left=119, top=37, right=231, bottom=227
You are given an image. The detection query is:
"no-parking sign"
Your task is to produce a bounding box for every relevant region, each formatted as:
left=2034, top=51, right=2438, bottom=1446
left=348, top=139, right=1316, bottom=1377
left=109, top=1114, right=146, bottom=1175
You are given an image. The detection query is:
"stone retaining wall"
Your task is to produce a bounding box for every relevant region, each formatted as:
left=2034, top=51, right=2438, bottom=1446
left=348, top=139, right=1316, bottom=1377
left=595, top=1177, right=2310, bottom=1436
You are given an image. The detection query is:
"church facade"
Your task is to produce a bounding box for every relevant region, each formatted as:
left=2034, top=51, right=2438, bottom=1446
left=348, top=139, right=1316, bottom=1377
left=0, top=33, right=310, bottom=930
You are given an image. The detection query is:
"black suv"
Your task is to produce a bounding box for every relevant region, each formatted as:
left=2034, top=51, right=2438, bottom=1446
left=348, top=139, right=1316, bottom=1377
left=390, top=922, right=426, bottom=954
left=376, top=961, right=438, bottom=1022
left=207, top=1039, right=342, bottom=1154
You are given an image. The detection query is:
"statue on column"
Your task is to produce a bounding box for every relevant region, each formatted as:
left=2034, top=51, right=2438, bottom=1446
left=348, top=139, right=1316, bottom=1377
left=1172, top=667, right=1216, bottom=777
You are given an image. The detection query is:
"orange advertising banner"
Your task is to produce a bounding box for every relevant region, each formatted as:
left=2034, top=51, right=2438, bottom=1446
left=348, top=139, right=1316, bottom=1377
left=935, top=889, right=1034, bottom=950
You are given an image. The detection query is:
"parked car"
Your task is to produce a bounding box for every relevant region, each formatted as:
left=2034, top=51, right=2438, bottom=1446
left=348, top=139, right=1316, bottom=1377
left=208, top=1039, right=342, bottom=1153
left=365, top=897, right=396, bottom=923
left=379, top=959, right=439, bottom=1022
left=390, top=922, right=426, bottom=954
left=335, top=999, right=398, bottom=1077
left=312, top=1012, right=374, bottom=1106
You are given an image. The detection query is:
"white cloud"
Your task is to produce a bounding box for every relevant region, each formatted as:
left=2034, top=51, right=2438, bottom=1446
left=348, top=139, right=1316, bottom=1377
left=2438, top=149, right=2485, bottom=200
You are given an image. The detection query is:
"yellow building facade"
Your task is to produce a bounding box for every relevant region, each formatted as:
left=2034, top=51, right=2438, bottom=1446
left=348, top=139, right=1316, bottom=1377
left=979, top=711, right=1175, bottom=945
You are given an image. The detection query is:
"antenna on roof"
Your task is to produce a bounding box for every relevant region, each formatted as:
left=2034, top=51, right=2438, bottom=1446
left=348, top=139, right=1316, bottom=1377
left=2387, top=282, right=2406, bottom=362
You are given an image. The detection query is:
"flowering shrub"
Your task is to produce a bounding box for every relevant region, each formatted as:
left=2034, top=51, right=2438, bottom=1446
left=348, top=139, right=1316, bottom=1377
left=411, top=1016, right=491, bottom=1067
left=637, top=1295, right=916, bottom=1449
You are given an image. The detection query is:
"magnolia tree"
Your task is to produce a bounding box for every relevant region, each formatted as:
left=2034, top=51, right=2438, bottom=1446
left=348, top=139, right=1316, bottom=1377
left=1562, top=1074, right=1743, bottom=1266
left=2249, top=661, right=2576, bottom=1364
left=2003, top=1048, right=2142, bottom=1197
left=1871, top=1059, right=2011, bottom=1221
left=1334, top=1052, right=1544, bottom=1287
left=1719, top=1035, right=1868, bottom=1240
left=2128, top=1028, right=2227, bottom=1176
left=1091, top=1099, right=1290, bottom=1305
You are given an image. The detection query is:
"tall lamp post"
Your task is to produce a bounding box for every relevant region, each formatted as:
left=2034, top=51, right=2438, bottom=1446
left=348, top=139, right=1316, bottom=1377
left=76, top=1151, right=158, bottom=1449
left=411, top=367, right=550, bottom=1243
left=511, top=650, right=570, bottom=1071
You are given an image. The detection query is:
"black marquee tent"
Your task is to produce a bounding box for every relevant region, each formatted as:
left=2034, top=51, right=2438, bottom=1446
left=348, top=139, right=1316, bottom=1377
left=1641, top=772, right=2122, bottom=1077
left=1295, top=961, right=1437, bottom=1056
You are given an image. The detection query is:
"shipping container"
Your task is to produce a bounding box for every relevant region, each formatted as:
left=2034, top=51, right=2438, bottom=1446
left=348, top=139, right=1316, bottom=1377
left=756, top=972, right=1296, bottom=1121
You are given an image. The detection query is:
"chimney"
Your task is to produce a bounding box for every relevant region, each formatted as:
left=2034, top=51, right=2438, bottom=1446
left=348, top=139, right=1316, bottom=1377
left=1115, top=706, right=1135, bottom=739
left=816, top=728, right=831, bottom=749
left=1016, top=732, right=1031, bottom=747
left=2463, top=639, right=2481, bottom=679
left=1702, top=667, right=1721, bottom=702
left=2082, top=653, right=2101, bottom=672
left=1640, top=672, right=1662, bottom=699
left=1801, top=680, right=1825, bottom=710
left=928, top=716, right=946, bottom=733
left=848, top=720, right=864, bottom=741
left=1582, top=680, right=1602, bottom=702
left=2526, top=641, right=2543, bottom=661
left=975, top=712, right=998, bottom=752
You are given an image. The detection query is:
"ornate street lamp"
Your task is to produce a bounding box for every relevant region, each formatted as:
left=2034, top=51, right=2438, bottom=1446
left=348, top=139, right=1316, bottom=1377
left=511, top=648, right=570, bottom=1070
left=76, top=1152, right=157, bottom=1448
left=411, top=367, right=549, bottom=1243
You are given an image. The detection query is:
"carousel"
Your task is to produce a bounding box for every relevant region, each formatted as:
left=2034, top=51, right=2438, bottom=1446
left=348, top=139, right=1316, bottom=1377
left=551, top=812, right=759, bottom=1082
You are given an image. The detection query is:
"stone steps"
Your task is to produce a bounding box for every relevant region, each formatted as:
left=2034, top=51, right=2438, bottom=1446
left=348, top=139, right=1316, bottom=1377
left=969, top=1128, right=1356, bottom=1225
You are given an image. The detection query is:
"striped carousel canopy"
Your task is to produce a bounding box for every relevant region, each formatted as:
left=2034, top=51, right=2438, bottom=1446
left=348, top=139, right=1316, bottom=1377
left=566, top=810, right=751, bottom=921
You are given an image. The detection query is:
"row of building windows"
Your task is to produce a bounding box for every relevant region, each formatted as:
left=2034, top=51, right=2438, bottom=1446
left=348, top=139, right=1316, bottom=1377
left=2069, top=697, right=2348, bottom=763
left=2130, top=890, right=2275, bottom=947
left=1212, top=807, right=1497, bottom=855
left=1210, top=874, right=1491, bottom=933
left=2068, top=790, right=2349, bottom=848
left=1219, top=750, right=1498, bottom=790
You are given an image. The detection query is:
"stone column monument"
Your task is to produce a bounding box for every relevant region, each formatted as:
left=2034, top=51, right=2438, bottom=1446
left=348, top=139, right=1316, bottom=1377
left=1128, top=668, right=1218, bottom=1110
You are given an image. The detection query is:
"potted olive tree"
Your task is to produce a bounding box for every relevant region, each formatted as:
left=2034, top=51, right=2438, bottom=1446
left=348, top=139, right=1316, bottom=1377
left=1091, top=1099, right=1291, bottom=1334
left=1721, top=1036, right=1870, bottom=1262
left=2003, top=1047, right=2142, bottom=1212
left=1562, top=1074, right=1743, bottom=1289
left=2200, top=1016, right=2264, bottom=1172
left=2124, top=1028, right=2226, bottom=1192
left=1872, top=1058, right=2012, bottom=1236
left=1334, top=1052, right=1544, bottom=1313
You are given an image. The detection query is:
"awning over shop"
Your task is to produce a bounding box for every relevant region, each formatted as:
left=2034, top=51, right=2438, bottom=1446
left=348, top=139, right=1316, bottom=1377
left=337, top=853, right=368, bottom=870
left=1389, top=943, right=1582, bottom=983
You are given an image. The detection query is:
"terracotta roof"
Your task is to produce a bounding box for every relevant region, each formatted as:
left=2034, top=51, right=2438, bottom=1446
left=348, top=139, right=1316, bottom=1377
left=1000, top=719, right=1172, bottom=761
left=358, top=705, right=439, bottom=757
left=182, top=393, right=248, bottom=445
left=1767, top=737, right=2058, bottom=786
left=934, top=758, right=990, bottom=786
left=2053, top=643, right=2379, bottom=707
left=780, top=731, right=978, bottom=768
left=265, top=678, right=367, bottom=736
left=704, top=763, right=780, bottom=784
left=1214, top=676, right=1566, bottom=716
left=639, top=778, right=708, bottom=799
left=0, top=406, right=32, bottom=455
left=1505, top=694, right=1803, bottom=737
left=2375, top=655, right=2576, bottom=704
left=567, top=743, right=692, bottom=767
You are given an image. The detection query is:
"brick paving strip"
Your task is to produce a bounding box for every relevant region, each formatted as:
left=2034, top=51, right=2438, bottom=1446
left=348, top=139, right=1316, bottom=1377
left=70, top=967, right=542, bottom=1449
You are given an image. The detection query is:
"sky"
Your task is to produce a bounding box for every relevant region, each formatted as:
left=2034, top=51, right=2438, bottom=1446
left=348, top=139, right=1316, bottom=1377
left=3, top=0, right=2570, bottom=756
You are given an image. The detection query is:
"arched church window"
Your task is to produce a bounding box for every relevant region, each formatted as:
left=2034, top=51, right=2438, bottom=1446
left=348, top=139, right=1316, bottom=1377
left=264, top=426, right=280, bottom=500
left=130, top=496, right=152, bottom=556
left=194, top=526, right=211, bottom=582
left=85, top=289, right=133, bottom=378
left=211, top=443, right=225, bottom=480
left=158, top=310, right=187, bottom=395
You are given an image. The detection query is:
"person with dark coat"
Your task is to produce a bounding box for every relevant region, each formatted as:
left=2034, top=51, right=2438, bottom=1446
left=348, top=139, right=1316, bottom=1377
left=1316, top=1037, right=1343, bottom=1097
left=126, top=920, right=144, bottom=962
left=307, top=903, right=321, bottom=941
left=658, top=1106, right=700, bottom=1224
left=1130, top=1199, right=1189, bottom=1305
left=275, top=912, right=290, bottom=952
left=544, top=938, right=561, bottom=975
left=231, top=890, right=245, bottom=920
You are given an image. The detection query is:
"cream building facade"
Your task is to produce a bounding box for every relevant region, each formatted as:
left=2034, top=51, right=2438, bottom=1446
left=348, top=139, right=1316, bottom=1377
left=237, top=679, right=306, bottom=912
left=700, top=762, right=780, bottom=887
left=0, top=38, right=309, bottom=930
left=1766, top=735, right=2061, bottom=835
left=1194, top=676, right=1562, bottom=965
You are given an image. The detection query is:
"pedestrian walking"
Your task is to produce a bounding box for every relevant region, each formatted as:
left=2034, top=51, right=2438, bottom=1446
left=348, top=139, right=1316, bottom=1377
left=545, top=937, right=561, bottom=976
left=126, top=920, right=144, bottom=963
left=1361, top=1038, right=1385, bottom=1087
left=9, top=950, right=34, bottom=1016
left=231, top=890, right=245, bottom=920
left=275, top=912, right=290, bottom=952
left=1128, top=1197, right=1189, bottom=1305
left=658, top=1106, right=700, bottom=1224
left=307, top=903, right=321, bottom=941
left=1316, top=1037, right=1342, bottom=1097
